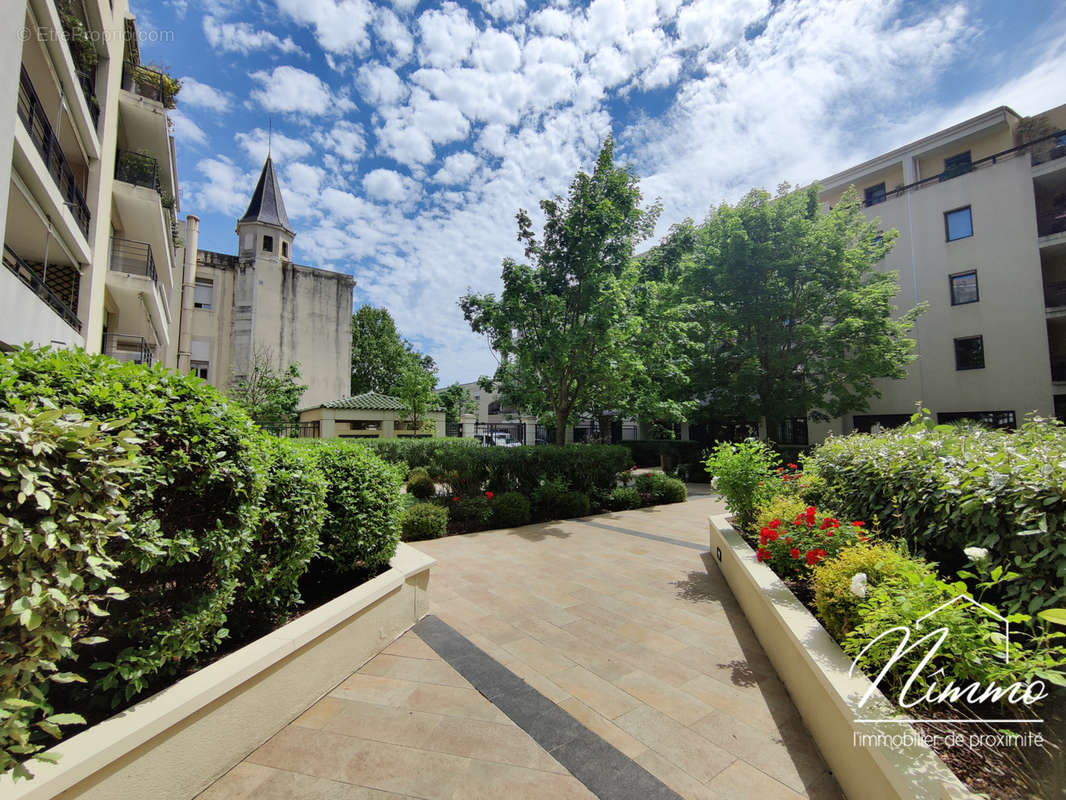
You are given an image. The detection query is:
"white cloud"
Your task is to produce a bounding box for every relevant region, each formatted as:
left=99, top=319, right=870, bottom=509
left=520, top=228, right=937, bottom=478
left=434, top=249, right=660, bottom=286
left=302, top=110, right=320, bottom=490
left=375, top=89, right=471, bottom=165
left=249, top=66, right=354, bottom=115
left=356, top=63, right=409, bottom=106
left=189, top=157, right=255, bottom=215
left=169, top=110, right=207, bottom=144
left=315, top=120, right=367, bottom=162
left=434, top=151, right=479, bottom=184
left=374, top=7, right=415, bottom=64
left=235, top=128, right=313, bottom=163
left=202, top=15, right=304, bottom=55
left=476, top=0, right=526, bottom=22
left=417, top=2, right=478, bottom=68
left=276, top=0, right=375, bottom=55
left=473, top=29, right=522, bottom=73
left=363, top=168, right=419, bottom=202
left=177, top=77, right=230, bottom=112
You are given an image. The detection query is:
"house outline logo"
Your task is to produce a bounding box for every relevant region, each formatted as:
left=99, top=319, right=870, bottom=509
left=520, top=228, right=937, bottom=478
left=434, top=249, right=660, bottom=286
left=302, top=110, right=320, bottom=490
left=914, top=593, right=1011, bottom=664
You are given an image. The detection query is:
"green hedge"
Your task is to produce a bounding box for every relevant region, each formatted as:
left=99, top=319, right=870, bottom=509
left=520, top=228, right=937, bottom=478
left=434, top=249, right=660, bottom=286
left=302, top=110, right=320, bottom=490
left=805, top=416, right=1066, bottom=615
left=401, top=503, right=448, bottom=541
left=0, top=347, right=267, bottom=707
left=362, top=437, right=477, bottom=470
left=306, top=441, right=404, bottom=572
left=0, top=407, right=138, bottom=778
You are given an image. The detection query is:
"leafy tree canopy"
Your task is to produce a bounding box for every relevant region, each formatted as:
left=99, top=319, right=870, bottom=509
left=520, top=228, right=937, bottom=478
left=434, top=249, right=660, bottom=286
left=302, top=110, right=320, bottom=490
left=437, top=382, right=477, bottom=425
left=350, top=305, right=435, bottom=396
left=391, top=363, right=439, bottom=432
left=228, top=349, right=307, bottom=428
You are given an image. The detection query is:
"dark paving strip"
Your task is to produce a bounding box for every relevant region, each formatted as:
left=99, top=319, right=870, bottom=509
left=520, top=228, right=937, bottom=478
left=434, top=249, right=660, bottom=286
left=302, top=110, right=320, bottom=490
left=413, top=615, right=682, bottom=800
left=573, top=518, right=708, bottom=551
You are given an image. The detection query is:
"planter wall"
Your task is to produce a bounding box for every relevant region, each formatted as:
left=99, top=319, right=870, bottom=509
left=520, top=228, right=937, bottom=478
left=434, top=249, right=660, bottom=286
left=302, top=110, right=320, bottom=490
left=2, top=543, right=436, bottom=800
left=708, top=514, right=977, bottom=800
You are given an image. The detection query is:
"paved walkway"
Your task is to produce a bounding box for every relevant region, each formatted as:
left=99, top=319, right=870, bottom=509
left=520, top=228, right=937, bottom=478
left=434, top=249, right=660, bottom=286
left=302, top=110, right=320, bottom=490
left=199, top=495, right=842, bottom=800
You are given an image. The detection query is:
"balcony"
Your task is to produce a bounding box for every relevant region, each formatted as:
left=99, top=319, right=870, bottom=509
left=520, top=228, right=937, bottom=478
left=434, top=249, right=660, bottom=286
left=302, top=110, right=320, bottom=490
left=77, top=70, right=100, bottom=130
left=1045, top=280, right=1066, bottom=309
left=115, top=149, right=161, bottom=192
left=2, top=244, right=81, bottom=333
left=1039, top=209, right=1066, bottom=238
left=110, top=237, right=157, bottom=284
left=1031, top=134, right=1066, bottom=168
left=102, top=332, right=154, bottom=366
left=121, top=63, right=178, bottom=109
left=17, top=65, right=90, bottom=237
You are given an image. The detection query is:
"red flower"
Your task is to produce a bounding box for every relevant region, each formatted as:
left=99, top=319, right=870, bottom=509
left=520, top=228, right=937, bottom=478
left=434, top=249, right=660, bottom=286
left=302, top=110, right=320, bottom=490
left=452, top=496, right=459, bottom=502
left=760, top=527, right=779, bottom=543
left=769, top=519, right=781, bottom=529
left=777, top=467, right=785, bottom=473
left=789, top=548, right=801, bottom=559
left=757, top=548, right=770, bottom=563
left=859, top=535, right=869, bottom=543
left=631, top=465, right=637, bottom=470
left=485, top=491, right=494, bottom=499
left=787, top=463, right=798, bottom=470
left=805, top=548, right=828, bottom=566
left=819, top=518, right=840, bottom=530
left=785, top=536, right=793, bottom=544
left=852, top=520, right=866, bottom=528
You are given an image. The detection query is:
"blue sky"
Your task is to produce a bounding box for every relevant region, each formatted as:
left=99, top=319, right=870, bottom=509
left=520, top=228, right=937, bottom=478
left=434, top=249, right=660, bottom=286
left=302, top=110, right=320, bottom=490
left=137, top=0, right=1066, bottom=385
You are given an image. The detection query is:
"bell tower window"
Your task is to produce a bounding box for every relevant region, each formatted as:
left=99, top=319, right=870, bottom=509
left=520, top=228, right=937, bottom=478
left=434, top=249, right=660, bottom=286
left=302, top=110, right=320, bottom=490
left=263, top=235, right=274, bottom=253
left=281, top=241, right=289, bottom=259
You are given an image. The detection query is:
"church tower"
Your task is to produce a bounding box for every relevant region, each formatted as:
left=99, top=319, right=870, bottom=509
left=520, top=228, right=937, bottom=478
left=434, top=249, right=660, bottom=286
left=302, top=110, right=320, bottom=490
left=236, top=156, right=294, bottom=262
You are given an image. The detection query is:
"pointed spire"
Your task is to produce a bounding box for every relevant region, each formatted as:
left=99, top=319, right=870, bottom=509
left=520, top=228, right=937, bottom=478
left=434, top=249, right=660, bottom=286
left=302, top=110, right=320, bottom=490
left=239, top=156, right=293, bottom=235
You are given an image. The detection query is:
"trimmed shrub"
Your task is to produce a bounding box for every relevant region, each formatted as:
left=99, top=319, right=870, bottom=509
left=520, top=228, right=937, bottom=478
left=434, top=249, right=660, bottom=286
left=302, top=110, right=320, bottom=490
left=811, top=543, right=916, bottom=639
left=531, top=476, right=569, bottom=520
left=609, top=486, right=642, bottom=510
left=490, top=492, right=531, bottom=528
left=450, top=494, right=492, bottom=526
left=704, top=440, right=779, bottom=528
left=0, top=408, right=138, bottom=778
left=307, top=441, right=404, bottom=572
left=401, top=503, right=448, bottom=541
left=407, top=473, right=436, bottom=500
left=406, top=466, right=429, bottom=482
left=805, top=415, right=1066, bottom=614
left=556, top=491, right=590, bottom=519
left=363, top=437, right=477, bottom=470
left=0, top=347, right=267, bottom=707
left=635, top=472, right=686, bottom=504
left=231, top=439, right=326, bottom=633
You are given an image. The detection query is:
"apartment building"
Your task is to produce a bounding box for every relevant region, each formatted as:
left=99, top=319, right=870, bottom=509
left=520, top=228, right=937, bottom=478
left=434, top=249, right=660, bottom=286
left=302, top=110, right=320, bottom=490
left=1, top=0, right=354, bottom=409
left=0, top=0, right=178, bottom=365
left=804, top=103, right=1066, bottom=441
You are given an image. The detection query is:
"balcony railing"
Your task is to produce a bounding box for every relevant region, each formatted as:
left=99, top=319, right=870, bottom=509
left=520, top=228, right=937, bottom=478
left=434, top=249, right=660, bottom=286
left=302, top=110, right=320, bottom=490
left=114, top=149, right=161, bottom=192
left=110, top=237, right=157, bottom=283
left=859, top=129, right=1066, bottom=208
left=76, top=70, right=100, bottom=129
left=2, top=245, right=82, bottom=332
left=1038, top=209, right=1066, bottom=238
left=17, top=65, right=91, bottom=237
left=121, top=63, right=176, bottom=108
left=1045, top=280, right=1066, bottom=309
left=102, top=333, right=153, bottom=366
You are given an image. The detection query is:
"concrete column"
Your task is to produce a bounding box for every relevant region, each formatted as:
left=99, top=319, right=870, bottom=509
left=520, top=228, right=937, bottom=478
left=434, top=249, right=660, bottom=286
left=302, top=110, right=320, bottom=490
left=903, top=154, right=917, bottom=184
left=0, top=2, right=26, bottom=254
left=382, top=418, right=395, bottom=438
left=524, top=420, right=537, bottom=444
left=680, top=422, right=690, bottom=441
left=319, top=416, right=336, bottom=439
left=176, top=215, right=199, bottom=373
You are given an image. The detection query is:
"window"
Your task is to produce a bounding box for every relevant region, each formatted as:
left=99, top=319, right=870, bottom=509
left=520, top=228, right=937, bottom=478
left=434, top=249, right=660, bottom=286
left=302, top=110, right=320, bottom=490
left=937, top=410, right=1016, bottom=430
left=776, top=417, right=809, bottom=446
left=190, top=360, right=209, bottom=380
left=487, top=400, right=501, bottom=415
left=954, top=335, right=985, bottom=370
left=864, top=182, right=886, bottom=206
left=852, top=414, right=911, bottom=434
left=193, top=278, right=213, bottom=310
left=941, top=150, right=973, bottom=181
left=263, top=235, right=274, bottom=253
left=949, top=271, right=979, bottom=305
left=281, top=241, right=289, bottom=259
left=945, top=206, right=973, bottom=241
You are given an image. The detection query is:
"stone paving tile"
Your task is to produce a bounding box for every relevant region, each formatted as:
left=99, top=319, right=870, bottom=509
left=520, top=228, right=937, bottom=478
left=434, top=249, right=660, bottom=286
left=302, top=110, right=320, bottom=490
left=201, top=495, right=841, bottom=800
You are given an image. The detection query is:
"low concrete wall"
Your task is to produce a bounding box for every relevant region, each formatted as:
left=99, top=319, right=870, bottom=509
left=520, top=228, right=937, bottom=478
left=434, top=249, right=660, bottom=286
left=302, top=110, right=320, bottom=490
left=708, top=515, right=976, bottom=800
left=3, top=543, right=435, bottom=800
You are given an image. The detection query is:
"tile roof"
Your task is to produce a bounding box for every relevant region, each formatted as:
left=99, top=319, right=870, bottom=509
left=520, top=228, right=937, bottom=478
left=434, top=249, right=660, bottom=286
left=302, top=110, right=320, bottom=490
left=321, top=392, right=407, bottom=410
left=239, top=156, right=292, bottom=233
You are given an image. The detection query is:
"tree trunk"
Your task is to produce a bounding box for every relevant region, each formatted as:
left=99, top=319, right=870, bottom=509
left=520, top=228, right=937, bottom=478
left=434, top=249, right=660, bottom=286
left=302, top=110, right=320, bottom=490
left=554, top=403, right=570, bottom=445
left=597, top=413, right=613, bottom=444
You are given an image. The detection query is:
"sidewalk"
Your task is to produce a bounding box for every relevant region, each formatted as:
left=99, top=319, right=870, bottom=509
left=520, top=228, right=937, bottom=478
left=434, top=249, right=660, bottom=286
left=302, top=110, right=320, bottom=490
left=199, top=496, right=841, bottom=800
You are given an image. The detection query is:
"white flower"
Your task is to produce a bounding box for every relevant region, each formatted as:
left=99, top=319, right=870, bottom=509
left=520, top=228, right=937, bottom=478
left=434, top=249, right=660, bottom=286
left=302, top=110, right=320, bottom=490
left=710, top=476, right=719, bottom=491
left=849, top=572, right=868, bottom=598
left=963, top=546, right=989, bottom=562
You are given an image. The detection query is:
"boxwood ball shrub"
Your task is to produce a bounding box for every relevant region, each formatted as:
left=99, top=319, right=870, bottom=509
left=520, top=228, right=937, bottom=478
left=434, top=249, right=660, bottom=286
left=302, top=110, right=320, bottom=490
left=0, top=408, right=138, bottom=778
left=406, top=471, right=436, bottom=500
left=805, top=414, right=1066, bottom=615
left=556, top=491, right=590, bottom=519
left=609, top=486, right=642, bottom=510
left=0, top=347, right=267, bottom=708
left=307, top=440, right=404, bottom=572
left=451, top=494, right=492, bottom=526
left=635, top=472, right=686, bottom=504
left=231, top=438, right=327, bottom=633
left=490, top=491, right=531, bottom=528
left=401, top=503, right=448, bottom=541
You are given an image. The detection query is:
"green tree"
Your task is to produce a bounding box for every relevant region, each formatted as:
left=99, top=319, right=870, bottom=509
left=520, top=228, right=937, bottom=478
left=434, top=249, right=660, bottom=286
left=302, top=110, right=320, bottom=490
left=437, top=382, right=477, bottom=425
left=350, top=305, right=435, bottom=395
left=227, top=349, right=307, bottom=428
left=679, top=184, right=921, bottom=442
left=392, top=364, right=438, bottom=433
left=461, top=137, right=678, bottom=445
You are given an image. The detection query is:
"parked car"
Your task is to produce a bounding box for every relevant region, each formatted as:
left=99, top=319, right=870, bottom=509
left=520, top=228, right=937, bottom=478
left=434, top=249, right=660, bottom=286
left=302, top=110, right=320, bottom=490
left=474, top=432, right=521, bottom=447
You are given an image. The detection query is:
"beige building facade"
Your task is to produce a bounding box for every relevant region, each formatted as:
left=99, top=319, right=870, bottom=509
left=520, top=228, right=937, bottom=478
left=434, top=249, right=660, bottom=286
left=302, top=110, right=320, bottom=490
left=1, top=1, right=354, bottom=411
left=300, top=391, right=445, bottom=439
left=807, top=103, right=1066, bottom=441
